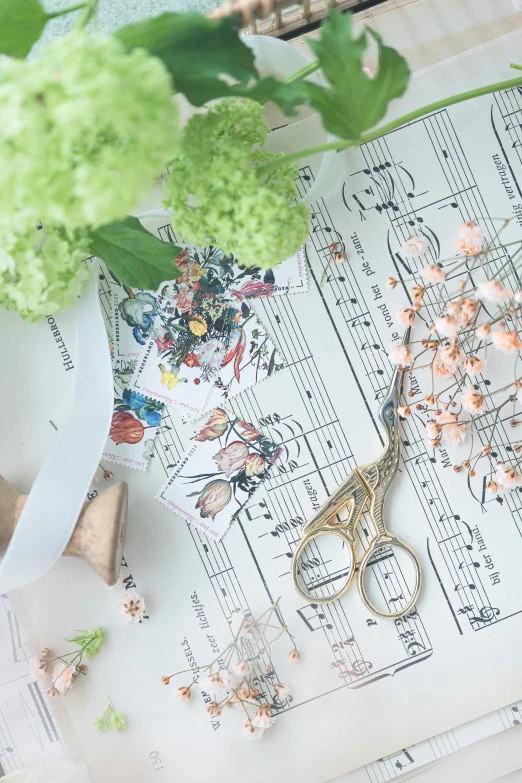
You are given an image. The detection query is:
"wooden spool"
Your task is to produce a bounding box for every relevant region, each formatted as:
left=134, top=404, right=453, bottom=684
left=0, top=476, right=128, bottom=586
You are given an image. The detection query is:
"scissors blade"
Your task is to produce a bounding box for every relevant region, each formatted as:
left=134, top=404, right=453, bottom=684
left=378, top=326, right=410, bottom=428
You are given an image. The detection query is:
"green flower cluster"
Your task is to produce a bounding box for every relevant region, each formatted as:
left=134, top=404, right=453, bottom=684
left=65, top=626, right=105, bottom=659
left=0, top=30, right=179, bottom=320
left=93, top=701, right=126, bottom=733
left=164, top=98, right=309, bottom=270
left=0, top=225, right=90, bottom=323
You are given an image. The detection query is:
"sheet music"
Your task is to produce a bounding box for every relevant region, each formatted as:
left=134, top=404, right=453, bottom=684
left=6, top=27, right=522, bottom=783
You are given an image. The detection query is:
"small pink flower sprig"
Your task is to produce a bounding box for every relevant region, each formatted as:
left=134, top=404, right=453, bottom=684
left=162, top=598, right=299, bottom=741
left=388, top=218, right=522, bottom=494
left=30, top=627, right=105, bottom=697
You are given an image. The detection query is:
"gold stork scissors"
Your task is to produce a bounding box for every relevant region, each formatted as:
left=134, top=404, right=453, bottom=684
left=291, top=328, right=421, bottom=619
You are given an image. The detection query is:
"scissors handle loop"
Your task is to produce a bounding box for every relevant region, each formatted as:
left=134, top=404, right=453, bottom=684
left=357, top=533, right=422, bottom=619
left=291, top=527, right=356, bottom=605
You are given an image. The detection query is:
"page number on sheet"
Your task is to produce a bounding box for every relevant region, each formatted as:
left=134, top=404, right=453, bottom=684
left=149, top=751, right=164, bottom=771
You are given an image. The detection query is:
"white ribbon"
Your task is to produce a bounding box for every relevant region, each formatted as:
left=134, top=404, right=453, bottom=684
left=0, top=261, right=114, bottom=593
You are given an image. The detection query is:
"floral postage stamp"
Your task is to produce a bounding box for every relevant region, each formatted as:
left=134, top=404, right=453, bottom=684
left=156, top=408, right=282, bottom=539
left=107, top=242, right=305, bottom=361
left=129, top=289, right=285, bottom=419
left=102, top=359, right=163, bottom=471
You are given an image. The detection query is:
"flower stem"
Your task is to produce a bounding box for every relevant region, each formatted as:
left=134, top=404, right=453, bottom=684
left=261, top=74, right=522, bottom=175
left=46, top=2, right=87, bottom=18
left=283, top=60, right=321, bottom=85
left=75, top=0, right=99, bottom=27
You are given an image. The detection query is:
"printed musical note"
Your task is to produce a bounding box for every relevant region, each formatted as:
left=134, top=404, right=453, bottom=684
left=296, top=605, right=333, bottom=632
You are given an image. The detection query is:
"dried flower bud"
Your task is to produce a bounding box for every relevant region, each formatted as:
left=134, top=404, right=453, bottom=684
left=431, top=439, right=441, bottom=448
left=78, top=664, right=87, bottom=673
left=486, top=480, right=499, bottom=493
left=265, top=664, right=272, bottom=672
left=454, top=465, right=462, bottom=473
left=451, top=401, right=457, bottom=407
left=387, top=276, right=398, bottom=289
left=428, top=341, right=438, bottom=351
left=476, top=323, right=491, bottom=338
left=334, top=252, right=344, bottom=262
left=482, top=445, right=491, bottom=455
left=258, top=647, right=265, bottom=655
left=161, top=676, right=171, bottom=685
left=226, top=700, right=235, bottom=709
left=103, top=470, right=113, bottom=480
left=207, top=702, right=221, bottom=717
left=175, top=686, right=191, bottom=701
left=425, top=395, right=435, bottom=405
left=38, top=660, right=49, bottom=674
left=398, top=405, right=411, bottom=418
left=413, top=303, right=421, bottom=312
left=435, top=410, right=442, bottom=416
left=47, top=687, right=58, bottom=698
left=469, top=469, right=476, bottom=477
left=408, top=391, right=414, bottom=398
left=510, top=419, right=518, bottom=428
left=410, top=284, right=426, bottom=302
left=288, top=649, right=300, bottom=662
left=516, top=380, right=522, bottom=389
left=40, top=648, right=50, bottom=659
left=462, top=460, right=470, bottom=468
left=416, top=404, right=424, bottom=411
left=515, top=444, right=521, bottom=453
left=250, top=687, right=260, bottom=697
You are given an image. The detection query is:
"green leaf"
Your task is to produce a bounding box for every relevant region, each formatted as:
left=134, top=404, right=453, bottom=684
left=115, top=11, right=305, bottom=113
left=0, top=0, right=48, bottom=58
left=304, top=9, right=410, bottom=142
left=66, top=626, right=105, bottom=659
left=89, top=217, right=183, bottom=290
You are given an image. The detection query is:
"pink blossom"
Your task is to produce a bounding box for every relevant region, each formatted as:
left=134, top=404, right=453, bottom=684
left=465, top=356, right=486, bottom=376
left=456, top=221, right=484, bottom=243
left=52, top=663, right=76, bottom=694
left=252, top=704, right=276, bottom=729
left=433, top=355, right=455, bottom=378
left=401, top=236, right=428, bottom=256
left=213, top=441, right=248, bottom=476
left=437, top=410, right=466, bottom=445
left=242, top=720, right=264, bottom=741
left=495, top=463, right=522, bottom=490
left=426, top=420, right=442, bottom=439
left=232, top=280, right=275, bottom=300
left=453, top=238, right=481, bottom=256
left=118, top=591, right=145, bottom=623
left=173, top=288, right=195, bottom=313
left=155, top=332, right=173, bottom=351
left=461, top=387, right=485, bottom=414
left=439, top=344, right=465, bottom=368
left=396, top=308, right=415, bottom=327
left=492, top=328, right=522, bottom=353
left=420, top=265, right=446, bottom=284
left=476, top=280, right=511, bottom=303
left=389, top=344, right=413, bottom=366
left=476, top=323, right=491, bottom=339
left=434, top=315, right=457, bottom=338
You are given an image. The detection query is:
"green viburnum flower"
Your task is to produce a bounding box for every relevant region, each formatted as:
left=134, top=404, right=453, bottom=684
left=0, top=225, right=90, bottom=323
left=0, top=30, right=179, bottom=233
left=65, top=627, right=105, bottom=659
left=93, top=701, right=127, bottom=733
left=163, top=98, right=309, bottom=270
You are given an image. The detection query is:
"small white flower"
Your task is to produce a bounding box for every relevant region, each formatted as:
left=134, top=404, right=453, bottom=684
left=233, top=660, right=250, bottom=678
left=476, top=280, right=511, bottom=303
left=401, top=236, right=428, bottom=256
left=52, top=662, right=76, bottom=694
left=434, top=315, right=457, bottom=338
left=252, top=704, right=276, bottom=729
left=230, top=610, right=254, bottom=637
left=242, top=720, right=264, bottom=741
left=274, top=682, right=291, bottom=698
left=199, top=670, right=236, bottom=699
left=117, top=591, right=145, bottom=623
left=496, top=463, right=522, bottom=490
left=29, top=657, right=48, bottom=679
left=456, top=221, right=484, bottom=243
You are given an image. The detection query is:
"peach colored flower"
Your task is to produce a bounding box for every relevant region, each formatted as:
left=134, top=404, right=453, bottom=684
left=52, top=663, right=76, bottom=694
left=288, top=648, right=300, bottom=661
left=426, top=420, right=442, bottom=439
left=195, top=408, right=228, bottom=442
left=465, top=356, right=486, bottom=376
left=194, top=479, right=231, bottom=519
left=396, top=308, right=415, bottom=327
left=397, top=405, right=411, bottom=418
left=492, top=327, right=522, bottom=353
left=420, top=265, right=446, bottom=284
left=433, top=354, right=455, bottom=378
left=453, top=238, right=481, bottom=256
left=206, top=701, right=221, bottom=716
left=461, top=387, right=485, bottom=414
left=461, top=298, right=479, bottom=317
left=118, top=591, right=145, bottom=623
left=457, top=221, right=484, bottom=243
left=245, top=453, right=265, bottom=477
left=274, top=683, right=291, bottom=698
left=233, top=660, right=250, bottom=678
left=486, top=480, right=499, bottom=494
left=235, top=420, right=261, bottom=443
left=435, top=315, right=457, bottom=338
left=389, top=344, right=413, bottom=366
left=242, top=720, right=264, bottom=741
left=495, top=463, right=522, bottom=490
left=230, top=610, right=254, bottom=637
left=476, top=280, right=511, bottom=303
left=199, top=670, right=235, bottom=699
left=401, top=236, right=428, bottom=256
left=387, top=276, right=398, bottom=289
left=175, top=686, right=191, bottom=701
left=30, top=657, right=48, bottom=679
left=213, top=441, right=248, bottom=476
left=252, top=704, right=276, bottom=729
left=410, top=284, right=425, bottom=303
left=437, top=410, right=466, bottom=445
left=439, top=344, right=465, bottom=368
left=476, top=323, right=491, bottom=339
